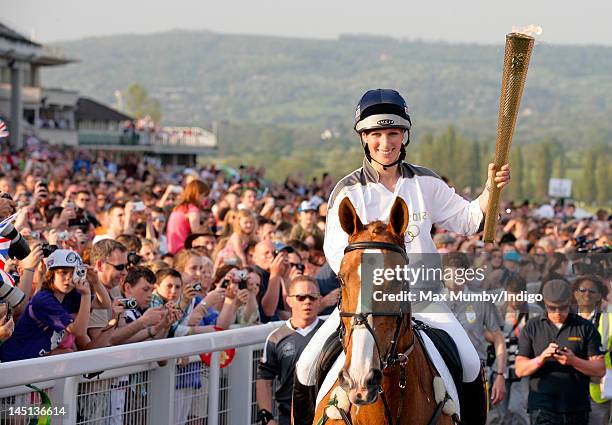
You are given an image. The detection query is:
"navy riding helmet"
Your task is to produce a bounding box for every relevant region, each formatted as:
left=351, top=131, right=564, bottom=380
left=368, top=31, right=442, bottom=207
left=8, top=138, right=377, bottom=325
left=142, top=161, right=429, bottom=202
left=354, top=89, right=412, bottom=168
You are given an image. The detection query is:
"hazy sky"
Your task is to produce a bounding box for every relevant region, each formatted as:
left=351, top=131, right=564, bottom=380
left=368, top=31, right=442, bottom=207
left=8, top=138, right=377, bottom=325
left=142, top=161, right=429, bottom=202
left=2, top=0, right=611, bottom=46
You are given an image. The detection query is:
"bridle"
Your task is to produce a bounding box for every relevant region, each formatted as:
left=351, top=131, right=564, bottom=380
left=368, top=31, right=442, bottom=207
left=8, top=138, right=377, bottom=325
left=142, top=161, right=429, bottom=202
left=339, top=241, right=415, bottom=370
left=337, top=240, right=416, bottom=425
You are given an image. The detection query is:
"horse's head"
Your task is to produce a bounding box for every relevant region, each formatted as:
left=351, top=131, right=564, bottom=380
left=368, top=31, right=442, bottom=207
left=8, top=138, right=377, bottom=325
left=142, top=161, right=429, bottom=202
left=336, top=196, right=412, bottom=405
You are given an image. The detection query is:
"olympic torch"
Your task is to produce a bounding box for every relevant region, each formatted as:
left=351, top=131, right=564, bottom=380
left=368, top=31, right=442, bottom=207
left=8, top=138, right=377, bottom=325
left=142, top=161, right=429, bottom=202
left=483, top=29, right=538, bottom=243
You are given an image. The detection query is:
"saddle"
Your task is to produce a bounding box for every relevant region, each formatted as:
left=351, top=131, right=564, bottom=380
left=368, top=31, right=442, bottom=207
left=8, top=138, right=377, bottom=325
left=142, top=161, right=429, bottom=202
left=313, top=320, right=463, bottom=404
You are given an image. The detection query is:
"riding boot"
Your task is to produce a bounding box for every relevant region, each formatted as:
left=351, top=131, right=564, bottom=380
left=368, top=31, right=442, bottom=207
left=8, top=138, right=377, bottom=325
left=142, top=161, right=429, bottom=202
left=292, top=331, right=343, bottom=425
left=292, top=375, right=317, bottom=425
left=458, top=368, right=487, bottom=425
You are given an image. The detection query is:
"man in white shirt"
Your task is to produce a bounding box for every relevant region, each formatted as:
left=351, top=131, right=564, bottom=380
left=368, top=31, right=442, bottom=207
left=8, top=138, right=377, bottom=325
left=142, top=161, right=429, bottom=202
left=294, top=89, right=511, bottom=425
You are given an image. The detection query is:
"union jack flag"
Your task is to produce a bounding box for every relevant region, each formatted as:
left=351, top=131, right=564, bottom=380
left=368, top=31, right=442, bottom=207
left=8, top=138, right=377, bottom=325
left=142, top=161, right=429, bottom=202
left=0, top=120, right=8, bottom=139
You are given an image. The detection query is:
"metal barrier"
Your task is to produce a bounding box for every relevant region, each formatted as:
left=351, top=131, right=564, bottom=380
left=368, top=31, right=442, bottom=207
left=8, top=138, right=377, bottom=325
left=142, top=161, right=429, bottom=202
left=0, top=322, right=285, bottom=425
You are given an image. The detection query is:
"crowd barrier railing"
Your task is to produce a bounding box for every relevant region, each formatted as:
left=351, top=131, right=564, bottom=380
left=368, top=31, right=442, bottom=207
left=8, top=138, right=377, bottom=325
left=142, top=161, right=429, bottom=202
left=0, top=321, right=285, bottom=425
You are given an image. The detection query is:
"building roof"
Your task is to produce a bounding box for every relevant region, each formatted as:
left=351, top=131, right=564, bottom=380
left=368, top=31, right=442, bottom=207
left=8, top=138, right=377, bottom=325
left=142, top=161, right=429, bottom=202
left=76, top=97, right=133, bottom=122
left=0, top=22, right=41, bottom=47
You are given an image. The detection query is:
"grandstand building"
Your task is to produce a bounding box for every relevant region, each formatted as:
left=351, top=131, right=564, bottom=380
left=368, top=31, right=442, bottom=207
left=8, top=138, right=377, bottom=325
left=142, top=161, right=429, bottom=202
left=0, top=21, right=215, bottom=165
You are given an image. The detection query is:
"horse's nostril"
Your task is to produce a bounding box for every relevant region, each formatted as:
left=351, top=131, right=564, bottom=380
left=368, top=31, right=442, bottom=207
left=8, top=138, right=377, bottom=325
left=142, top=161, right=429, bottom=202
left=365, top=368, right=383, bottom=388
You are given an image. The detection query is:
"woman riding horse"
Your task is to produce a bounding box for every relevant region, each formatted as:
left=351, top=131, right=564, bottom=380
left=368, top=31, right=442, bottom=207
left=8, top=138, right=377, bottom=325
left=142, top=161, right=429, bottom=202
left=293, top=89, right=511, bottom=425
left=311, top=196, right=457, bottom=425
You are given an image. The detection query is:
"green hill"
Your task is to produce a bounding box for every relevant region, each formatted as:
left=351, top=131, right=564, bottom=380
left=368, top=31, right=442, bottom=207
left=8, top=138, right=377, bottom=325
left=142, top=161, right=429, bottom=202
left=43, top=30, right=612, bottom=150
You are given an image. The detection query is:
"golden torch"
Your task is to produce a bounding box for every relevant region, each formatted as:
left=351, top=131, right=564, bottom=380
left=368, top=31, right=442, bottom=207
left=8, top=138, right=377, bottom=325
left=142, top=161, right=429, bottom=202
left=483, top=27, right=539, bottom=243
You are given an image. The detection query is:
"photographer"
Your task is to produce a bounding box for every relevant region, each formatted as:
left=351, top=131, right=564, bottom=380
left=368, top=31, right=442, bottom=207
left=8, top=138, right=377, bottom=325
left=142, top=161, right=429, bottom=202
left=515, top=280, right=605, bottom=425
left=208, top=265, right=260, bottom=326
left=109, top=266, right=169, bottom=345
left=252, top=240, right=290, bottom=323
left=0, top=250, right=91, bottom=362
left=85, top=239, right=127, bottom=349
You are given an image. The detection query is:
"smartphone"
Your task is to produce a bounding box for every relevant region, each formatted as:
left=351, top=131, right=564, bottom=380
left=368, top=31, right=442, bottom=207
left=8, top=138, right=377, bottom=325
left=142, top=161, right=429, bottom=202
left=171, top=185, right=183, bottom=194
left=133, top=201, right=145, bottom=212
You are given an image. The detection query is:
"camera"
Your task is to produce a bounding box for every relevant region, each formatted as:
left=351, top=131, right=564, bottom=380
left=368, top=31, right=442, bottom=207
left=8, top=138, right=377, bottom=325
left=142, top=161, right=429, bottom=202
left=118, top=298, right=138, bottom=309
left=132, top=201, right=145, bottom=212
left=0, top=222, right=31, bottom=260
left=192, top=283, right=203, bottom=292
left=0, top=274, right=25, bottom=308
left=68, top=214, right=90, bottom=229
left=58, top=231, right=70, bottom=241
left=73, top=265, right=87, bottom=284
left=41, top=244, right=59, bottom=258
left=220, top=279, right=230, bottom=289
left=127, top=252, right=142, bottom=267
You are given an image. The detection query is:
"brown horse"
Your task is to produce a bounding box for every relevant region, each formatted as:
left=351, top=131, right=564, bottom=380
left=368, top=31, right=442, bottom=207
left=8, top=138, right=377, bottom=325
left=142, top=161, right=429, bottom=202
left=312, top=197, right=454, bottom=425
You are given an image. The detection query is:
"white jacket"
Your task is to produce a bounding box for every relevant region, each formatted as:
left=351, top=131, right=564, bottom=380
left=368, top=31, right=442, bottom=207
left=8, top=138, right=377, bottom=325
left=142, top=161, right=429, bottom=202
left=324, top=158, right=484, bottom=277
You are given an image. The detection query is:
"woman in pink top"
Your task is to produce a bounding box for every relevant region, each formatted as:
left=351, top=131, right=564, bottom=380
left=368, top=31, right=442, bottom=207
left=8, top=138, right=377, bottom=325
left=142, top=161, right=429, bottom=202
left=167, top=179, right=210, bottom=254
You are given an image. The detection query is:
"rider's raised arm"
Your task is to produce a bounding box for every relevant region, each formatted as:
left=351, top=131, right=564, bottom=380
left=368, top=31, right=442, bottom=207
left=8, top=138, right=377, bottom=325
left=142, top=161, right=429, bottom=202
left=427, top=176, right=484, bottom=236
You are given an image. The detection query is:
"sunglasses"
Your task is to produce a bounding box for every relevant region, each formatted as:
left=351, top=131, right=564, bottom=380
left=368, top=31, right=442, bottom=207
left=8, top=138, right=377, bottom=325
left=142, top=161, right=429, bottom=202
left=153, top=216, right=166, bottom=222
left=545, top=303, right=570, bottom=312
left=289, top=262, right=305, bottom=272
left=105, top=261, right=128, bottom=271
left=577, top=287, right=599, bottom=295
left=290, top=293, right=320, bottom=302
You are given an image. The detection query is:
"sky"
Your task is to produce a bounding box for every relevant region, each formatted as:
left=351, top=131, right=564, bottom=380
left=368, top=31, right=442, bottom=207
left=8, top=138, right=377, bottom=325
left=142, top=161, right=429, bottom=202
left=1, top=0, right=612, bottom=46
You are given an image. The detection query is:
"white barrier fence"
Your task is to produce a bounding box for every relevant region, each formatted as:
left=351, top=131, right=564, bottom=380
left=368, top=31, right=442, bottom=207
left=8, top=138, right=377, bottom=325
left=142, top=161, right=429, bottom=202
left=0, top=321, right=285, bottom=425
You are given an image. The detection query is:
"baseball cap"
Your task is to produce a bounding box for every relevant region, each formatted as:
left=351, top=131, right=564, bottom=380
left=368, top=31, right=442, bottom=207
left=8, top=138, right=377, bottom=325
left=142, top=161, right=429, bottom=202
left=542, top=279, right=571, bottom=305
left=273, top=242, right=294, bottom=255
left=46, top=249, right=83, bottom=269
left=503, top=251, right=522, bottom=263
left=298, top=200, right=318, bottom=213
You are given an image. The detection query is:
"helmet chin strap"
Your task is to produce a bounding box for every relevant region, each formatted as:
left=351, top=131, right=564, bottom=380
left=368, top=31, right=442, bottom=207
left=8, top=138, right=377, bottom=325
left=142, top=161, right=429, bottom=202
left=361, top=130, right=409, bottom=171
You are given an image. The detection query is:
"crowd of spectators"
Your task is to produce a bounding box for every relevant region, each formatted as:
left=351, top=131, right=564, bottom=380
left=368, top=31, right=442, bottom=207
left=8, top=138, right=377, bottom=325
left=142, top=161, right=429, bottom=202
left=0, top=143, right=609, bottom=424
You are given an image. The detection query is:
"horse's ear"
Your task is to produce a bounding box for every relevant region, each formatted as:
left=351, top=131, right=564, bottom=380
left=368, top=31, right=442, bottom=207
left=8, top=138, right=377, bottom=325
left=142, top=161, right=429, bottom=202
left=387, top=197, right=409, bottom=238
left=338, top=197, right=364, bottom=236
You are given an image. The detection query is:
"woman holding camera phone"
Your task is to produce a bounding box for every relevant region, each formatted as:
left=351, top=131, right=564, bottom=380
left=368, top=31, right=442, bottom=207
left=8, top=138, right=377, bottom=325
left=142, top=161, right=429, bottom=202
left=209, top=265, right=260, bottom=326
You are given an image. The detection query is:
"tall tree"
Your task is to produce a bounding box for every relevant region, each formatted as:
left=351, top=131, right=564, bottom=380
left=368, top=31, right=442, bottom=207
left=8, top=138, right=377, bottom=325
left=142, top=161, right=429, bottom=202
left=509, top=145, right=525, bottom=202
left=534, top=141, right=554, bottom=201
left=579, top=147, right=597, bottom=204
left=124, top=83, right=162, bottom=122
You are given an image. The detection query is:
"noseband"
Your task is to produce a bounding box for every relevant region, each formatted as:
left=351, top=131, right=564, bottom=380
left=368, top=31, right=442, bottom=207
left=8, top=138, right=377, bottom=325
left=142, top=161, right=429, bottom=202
left=339, top=240, right=415, bottom=373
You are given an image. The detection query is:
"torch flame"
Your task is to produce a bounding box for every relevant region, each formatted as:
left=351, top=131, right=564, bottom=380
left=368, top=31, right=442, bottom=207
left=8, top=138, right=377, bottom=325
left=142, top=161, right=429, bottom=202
left=511, top=25, right=543, bottom=37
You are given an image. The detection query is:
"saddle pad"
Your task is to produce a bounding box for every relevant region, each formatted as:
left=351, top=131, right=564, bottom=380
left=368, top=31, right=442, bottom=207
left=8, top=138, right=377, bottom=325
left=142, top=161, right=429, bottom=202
left=418, top=330, right=460, bottom=418
left=315, top=332, right=460, bottom=418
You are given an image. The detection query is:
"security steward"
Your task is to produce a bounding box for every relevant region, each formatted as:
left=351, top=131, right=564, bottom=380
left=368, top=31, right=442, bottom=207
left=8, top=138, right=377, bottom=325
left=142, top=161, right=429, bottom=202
left=515, top=279, right=606, bottom=425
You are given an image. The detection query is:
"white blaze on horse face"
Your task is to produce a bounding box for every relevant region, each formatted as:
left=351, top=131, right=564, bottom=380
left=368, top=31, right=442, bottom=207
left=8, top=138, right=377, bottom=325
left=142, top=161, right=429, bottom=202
left=348, top=249, right=380, bottom=387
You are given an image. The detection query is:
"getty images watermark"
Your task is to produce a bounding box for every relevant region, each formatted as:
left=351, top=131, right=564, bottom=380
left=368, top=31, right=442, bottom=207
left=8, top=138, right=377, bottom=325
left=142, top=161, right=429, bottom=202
left=359, top=252, right=545, bottom=314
